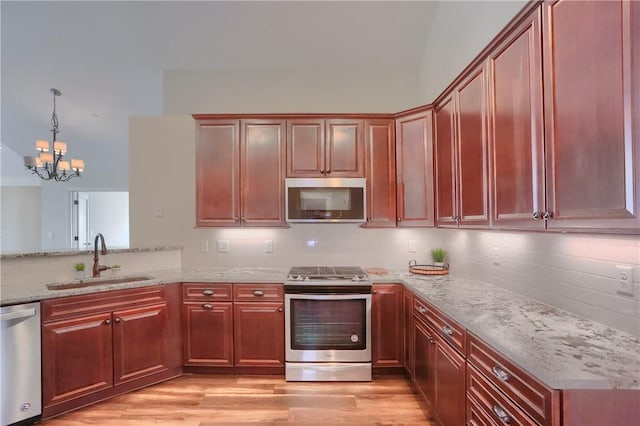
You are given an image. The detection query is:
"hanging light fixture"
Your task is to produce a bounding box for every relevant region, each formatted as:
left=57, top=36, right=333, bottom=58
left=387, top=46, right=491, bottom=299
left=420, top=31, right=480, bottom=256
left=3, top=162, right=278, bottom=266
left=23, top=88, right=85, bottom=182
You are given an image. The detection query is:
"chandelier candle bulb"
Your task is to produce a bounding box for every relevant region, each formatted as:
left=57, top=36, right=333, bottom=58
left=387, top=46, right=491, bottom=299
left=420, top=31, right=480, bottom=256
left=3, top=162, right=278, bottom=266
left=36, top=140, right=50, bottom=152
left=53, top=141, right=67, bottom=154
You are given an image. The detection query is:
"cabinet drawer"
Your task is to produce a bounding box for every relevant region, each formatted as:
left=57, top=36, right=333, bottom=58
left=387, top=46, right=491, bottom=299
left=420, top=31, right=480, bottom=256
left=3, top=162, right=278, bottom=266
left=42, top=286, right=166, bottom=322
left=413, top=296, right=465, bottom=355
left=467, top=364, right=538, bottom=426
left=182, top=283, right=232, bottom=301
left=233, top=283, right=283, bottom=301
left=467, top=333, right=557, bottom=425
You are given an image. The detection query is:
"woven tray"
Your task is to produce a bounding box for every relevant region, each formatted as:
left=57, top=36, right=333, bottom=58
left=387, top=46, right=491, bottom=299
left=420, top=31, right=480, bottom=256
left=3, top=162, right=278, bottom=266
left=408, top=261, right=449, bottom=276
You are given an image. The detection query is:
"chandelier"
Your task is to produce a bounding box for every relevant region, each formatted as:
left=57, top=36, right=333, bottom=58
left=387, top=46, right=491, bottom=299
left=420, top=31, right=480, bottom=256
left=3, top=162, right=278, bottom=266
left=23, top=88, right=85, bottom=182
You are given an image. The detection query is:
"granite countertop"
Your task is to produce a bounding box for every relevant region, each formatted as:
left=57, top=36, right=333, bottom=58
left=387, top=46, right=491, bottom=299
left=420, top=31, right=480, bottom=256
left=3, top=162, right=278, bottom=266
left=2, top=267, right=638, bottom=391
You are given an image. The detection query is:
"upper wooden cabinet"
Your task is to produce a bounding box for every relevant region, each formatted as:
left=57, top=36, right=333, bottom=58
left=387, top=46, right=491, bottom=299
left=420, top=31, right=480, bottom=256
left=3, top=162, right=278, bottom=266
left=488, top=8, right=545, bottom=230
left=195, top=119, right=286, bottom=227
left=363, top=119, right=397, bottom=227
left=395, top=109, right=435, bottom=227
left=435, top=67, right=490, bottom=228
left=541, top=0, right=639, bottom=232
left=287, top=118, right=364, bottom=178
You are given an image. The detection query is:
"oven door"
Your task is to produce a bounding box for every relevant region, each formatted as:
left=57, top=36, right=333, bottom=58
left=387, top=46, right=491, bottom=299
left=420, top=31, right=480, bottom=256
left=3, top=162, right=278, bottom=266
left=285, top=292, right=371, bottom=363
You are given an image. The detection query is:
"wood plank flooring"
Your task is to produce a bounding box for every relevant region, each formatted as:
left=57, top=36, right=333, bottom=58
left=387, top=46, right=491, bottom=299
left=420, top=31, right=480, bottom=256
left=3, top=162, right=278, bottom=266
left=38, top=374, right=437, bottom=425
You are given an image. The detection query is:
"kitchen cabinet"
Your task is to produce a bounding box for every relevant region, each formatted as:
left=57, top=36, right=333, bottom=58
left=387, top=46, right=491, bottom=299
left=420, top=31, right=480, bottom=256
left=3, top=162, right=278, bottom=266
left=362, top=119, right=397, bottom=228
left=435, top=65, right=490, bottom=228
left=182, top=283, right=234, bottom=367
left=395, top=108, right=435, bottom=227
left=403, top=287, right=414, bottom=376
left=287, top=118, right=364, bottom=178
left=233, top=284, right=284, bottom=369
left=540, top=0, right=640, bottom=232
left=41, top=285, right=180, bottom=418
left=488, top=8, right=545, bottom=230
left=413, top=296, right=466, bottom=426
left=195, top=118, right=286, bottom=227
left=371, top=284, right=403, bottom=369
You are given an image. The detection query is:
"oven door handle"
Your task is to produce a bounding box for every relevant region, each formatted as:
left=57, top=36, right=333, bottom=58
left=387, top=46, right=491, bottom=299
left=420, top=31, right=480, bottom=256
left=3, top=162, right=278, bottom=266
left=285, top=293, right=372, bottom=301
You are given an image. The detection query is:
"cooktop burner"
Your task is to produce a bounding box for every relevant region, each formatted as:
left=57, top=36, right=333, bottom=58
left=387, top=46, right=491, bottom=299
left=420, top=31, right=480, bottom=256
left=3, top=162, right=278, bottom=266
left=285, top=266, right=370, bottom=284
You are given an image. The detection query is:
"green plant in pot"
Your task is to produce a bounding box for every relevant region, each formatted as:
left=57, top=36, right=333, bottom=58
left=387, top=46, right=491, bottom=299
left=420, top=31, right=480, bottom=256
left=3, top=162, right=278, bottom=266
left=111, top=264, right=121, bottom=275
left=74, top=262, right=86, bottom=279
left=431, top=248, right=446, bottom=267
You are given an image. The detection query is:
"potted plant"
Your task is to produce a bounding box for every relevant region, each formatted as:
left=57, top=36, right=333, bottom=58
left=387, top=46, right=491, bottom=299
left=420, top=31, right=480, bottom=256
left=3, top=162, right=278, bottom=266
left=431, top=248, right=446, bottom=267
left=74, top=262, right=86, bottom=280
left=111, top=264, right=121, bottom=275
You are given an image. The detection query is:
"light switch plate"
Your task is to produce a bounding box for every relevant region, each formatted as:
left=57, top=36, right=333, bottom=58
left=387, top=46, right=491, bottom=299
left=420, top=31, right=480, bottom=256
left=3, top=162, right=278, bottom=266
left=265, top=240, right=274, bottom=253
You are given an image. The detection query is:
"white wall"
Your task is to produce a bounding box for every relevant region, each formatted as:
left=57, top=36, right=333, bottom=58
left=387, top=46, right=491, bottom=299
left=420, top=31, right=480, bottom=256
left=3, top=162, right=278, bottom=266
left=85, top=191, right=129, bottom=248
left=164, top=68, right=423, bottom=114
left=0, top=186, right=41, bottom=253
left=419, top=0, right=527, bottom=101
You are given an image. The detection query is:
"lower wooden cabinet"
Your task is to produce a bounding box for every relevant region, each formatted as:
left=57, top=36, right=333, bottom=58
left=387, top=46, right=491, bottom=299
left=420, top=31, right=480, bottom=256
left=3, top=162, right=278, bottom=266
left=182, top=283, right=284, bottom=372
left=413, top=315, right=436, bottom=406
left=403, top=287, right=414, bottom=375
left=372, top=283, right=404, bottom=369
left=41, top=285, right=181, bottom=419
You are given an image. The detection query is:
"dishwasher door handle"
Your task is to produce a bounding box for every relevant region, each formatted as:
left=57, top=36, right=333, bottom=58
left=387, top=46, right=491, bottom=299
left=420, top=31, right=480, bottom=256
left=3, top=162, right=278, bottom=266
left=0, top=308, right=37, bottom=321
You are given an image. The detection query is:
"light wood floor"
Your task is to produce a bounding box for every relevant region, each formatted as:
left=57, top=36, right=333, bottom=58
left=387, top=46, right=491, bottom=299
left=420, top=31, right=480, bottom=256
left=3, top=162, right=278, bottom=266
left=39, top=374, right=437, bottom=425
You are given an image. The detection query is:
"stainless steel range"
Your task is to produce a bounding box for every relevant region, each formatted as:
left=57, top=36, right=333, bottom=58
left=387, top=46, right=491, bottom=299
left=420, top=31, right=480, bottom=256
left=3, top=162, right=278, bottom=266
left=284, top=266, right=372, bottom=382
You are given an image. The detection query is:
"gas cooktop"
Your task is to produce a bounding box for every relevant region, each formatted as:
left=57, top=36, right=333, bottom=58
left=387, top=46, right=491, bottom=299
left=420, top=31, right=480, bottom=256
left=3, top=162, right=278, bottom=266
left=285, top=266, right=370, bottom=284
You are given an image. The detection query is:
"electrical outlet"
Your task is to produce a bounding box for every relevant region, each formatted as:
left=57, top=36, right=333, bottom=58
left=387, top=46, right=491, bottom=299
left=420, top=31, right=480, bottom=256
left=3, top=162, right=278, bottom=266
left=408, top=240, right=416, bottom=253
left=265, top=240, right=274, bottom=253
left=217, top=240, right=229, bottom=253
left=492, top=247, right=500, bottom=267
left=616, top=265, right=634, bottom=296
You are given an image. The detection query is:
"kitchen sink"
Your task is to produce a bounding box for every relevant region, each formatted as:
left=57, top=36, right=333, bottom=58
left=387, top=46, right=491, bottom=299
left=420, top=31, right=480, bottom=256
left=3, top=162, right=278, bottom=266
left=46, top=275, right=155, bottom=291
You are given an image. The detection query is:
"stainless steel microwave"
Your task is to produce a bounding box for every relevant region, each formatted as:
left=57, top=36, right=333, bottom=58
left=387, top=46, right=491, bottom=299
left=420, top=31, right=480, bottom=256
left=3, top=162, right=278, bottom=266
left=285, top=178, right=366, bottom=223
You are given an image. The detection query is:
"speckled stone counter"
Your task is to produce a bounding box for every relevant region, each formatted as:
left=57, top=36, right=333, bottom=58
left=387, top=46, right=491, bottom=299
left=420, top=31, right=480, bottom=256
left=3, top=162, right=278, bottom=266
left=2, top=267, right=638, bottom=391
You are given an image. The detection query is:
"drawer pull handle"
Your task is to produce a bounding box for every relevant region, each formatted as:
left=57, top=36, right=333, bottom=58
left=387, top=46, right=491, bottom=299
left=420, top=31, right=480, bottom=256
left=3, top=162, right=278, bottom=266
left=253, top=290, right=265, bottom=297
left=492, top=405, right=511, bottom=424
left=202, top=290, right=215, bottom=296
left=442, top=325, right=453, bottom=335
left=114, top=317, right=121, bottom=323
left=417, top=306, right=427, bottom=314
left=492, top=366, right=510, bottom=382
left=202, top=303, right=213, bottom=310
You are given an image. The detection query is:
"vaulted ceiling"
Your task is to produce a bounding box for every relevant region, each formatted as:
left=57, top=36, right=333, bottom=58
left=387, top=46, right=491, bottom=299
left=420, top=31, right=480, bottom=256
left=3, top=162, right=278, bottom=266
left=1, top=1, right=438, bottom=185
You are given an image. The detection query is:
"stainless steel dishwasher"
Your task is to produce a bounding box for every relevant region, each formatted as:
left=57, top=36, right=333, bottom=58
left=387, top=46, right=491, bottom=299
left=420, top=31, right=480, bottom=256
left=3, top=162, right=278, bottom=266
left=1, top=302, right=42, bottom=426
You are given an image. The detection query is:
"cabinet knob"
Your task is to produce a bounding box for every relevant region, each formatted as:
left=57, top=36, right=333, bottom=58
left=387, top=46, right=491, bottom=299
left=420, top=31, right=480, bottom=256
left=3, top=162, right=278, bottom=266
left=202, top=303, right=213, bottom=310
left=532, top=211, right=542, bottom=220
left=104, top=319, right=112, bottom=325
left=417, top=306, right=427, bottom=314
left=492, top=404, right=512, bottom=424
left=202, top=289, right=215, bottom=296
left=234, top=216, right=239, bottom=222
left=397, top=217, right=401, bottom=222
left=320, top=169, right=325, bottom=174
left=543, top=211, right=554, bottom=220
left=442, top=325, right=453, bottom=336
left=429, top=338, right=435, bottom=345
left=253, top=290, right=265, bottom=297
left=277, top=307, right=283, bottom=312
left=241, top=216, right=246, bottom=222
left=114, top=317, right=121, bottom=323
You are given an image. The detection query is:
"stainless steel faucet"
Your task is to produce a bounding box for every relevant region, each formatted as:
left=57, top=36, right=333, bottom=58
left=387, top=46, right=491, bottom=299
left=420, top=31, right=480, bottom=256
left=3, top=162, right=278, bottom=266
left=92, top=233, right=111, bottom=277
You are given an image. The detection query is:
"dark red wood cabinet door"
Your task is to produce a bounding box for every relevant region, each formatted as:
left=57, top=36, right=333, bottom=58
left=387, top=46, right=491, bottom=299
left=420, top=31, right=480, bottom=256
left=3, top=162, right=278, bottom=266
left=403, top=288, right=414, bottom=376
left=325, top=119, right=365, bottom=177
left=112, top=303, right=169, bottom=385
left=395, top=109, right=435, bottom=227
left=434, top=98, right=457, bottom=227
left=372, top=284, right=403, bottom=368
left=363, top=119, right=397, bottom=227
left=287, top=119, right=325, bottom=177
left=182, top=302, right=233, bottom=367
left=542, top=0, right=640, bottom=232
left=413, top=317, right=436, bottom=407
left=456, top=67, right=490, bottom=227
left=241, top=120, right=286, bottom=226
left=489, top=8, right=545, bottom=229
left=42, top=313, right=114, bottom=408
left=195, top=120, right=240, bottom=227
left=233, top=302, right=285, bottom=367
left=434, top=335, right=466, bottom=426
